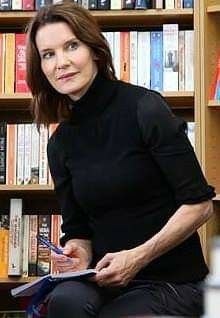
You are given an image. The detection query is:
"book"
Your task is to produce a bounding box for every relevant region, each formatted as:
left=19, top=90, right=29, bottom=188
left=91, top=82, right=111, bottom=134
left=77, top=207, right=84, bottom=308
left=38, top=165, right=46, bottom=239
left=4, top=33, right=15, bottom=94
left=0, top=215, right=9, bottom=278
left=11, top=269, right=97, bottom=297
left=8, top=198, right=23, bottom=276
left=183, top=0, right=193, bottom=8
left=0, top=122, right=6, bottom=184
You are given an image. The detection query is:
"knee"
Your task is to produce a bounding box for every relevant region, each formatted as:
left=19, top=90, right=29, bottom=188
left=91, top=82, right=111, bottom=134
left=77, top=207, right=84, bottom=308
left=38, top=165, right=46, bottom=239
left=47, top=281, right=86, bottom=316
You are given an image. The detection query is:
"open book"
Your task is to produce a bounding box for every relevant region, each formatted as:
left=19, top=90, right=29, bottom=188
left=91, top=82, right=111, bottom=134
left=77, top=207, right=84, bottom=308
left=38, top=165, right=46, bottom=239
left=11, top=269, right=96, bottom=298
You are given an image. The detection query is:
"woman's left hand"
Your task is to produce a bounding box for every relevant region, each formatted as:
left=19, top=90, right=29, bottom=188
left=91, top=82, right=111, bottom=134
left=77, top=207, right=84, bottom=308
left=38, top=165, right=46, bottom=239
left=93, top=249, right=144, bottom=287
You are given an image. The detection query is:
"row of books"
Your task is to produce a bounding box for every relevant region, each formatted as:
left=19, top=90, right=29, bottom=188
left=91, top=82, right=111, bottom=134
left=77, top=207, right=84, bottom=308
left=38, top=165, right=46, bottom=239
left=0, top=198, right=61, bottom=278
left=0, top=0, right=194, bottom=11
left=104, top=27, right=194, bottom=91
left=0, top=122, right=58, bottom=185
left=210, top=54, right=220, bottom=101
left=0, top=27, right=194, bottom=95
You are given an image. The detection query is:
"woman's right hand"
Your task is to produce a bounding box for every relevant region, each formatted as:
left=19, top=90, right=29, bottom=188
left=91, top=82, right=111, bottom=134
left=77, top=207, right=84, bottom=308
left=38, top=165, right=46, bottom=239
left=51, top=241, right=90, bottom=273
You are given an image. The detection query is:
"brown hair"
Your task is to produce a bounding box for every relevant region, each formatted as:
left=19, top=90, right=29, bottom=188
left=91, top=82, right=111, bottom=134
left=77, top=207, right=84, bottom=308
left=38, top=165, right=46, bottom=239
left=26, top=1, right=116, bottom=126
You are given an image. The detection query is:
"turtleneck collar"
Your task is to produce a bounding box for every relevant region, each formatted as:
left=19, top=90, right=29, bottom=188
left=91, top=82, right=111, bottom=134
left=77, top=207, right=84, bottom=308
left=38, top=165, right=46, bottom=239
left=68, top=73, right=117, bottom=124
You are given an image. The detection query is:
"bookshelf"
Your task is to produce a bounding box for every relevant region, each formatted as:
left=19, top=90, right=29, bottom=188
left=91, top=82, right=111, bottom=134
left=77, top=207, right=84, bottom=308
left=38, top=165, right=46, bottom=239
left=199, top=0, right=220, bottom=260
left=0, top=1, right=217, bottom=313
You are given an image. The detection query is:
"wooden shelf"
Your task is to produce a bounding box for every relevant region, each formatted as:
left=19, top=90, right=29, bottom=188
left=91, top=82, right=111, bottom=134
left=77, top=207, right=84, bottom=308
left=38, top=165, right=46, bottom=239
left=213, top=194, right=220, bottom=201
left=208, top=100, right=220, bottom=107
left=0, top=184, right=54, bottom=192
left=207, top=5, right=220, bottom=13
left=0, top=276, right=35, bottom=284
left=0, top=91, right=194, bottom=110
left=0, top=9, right=193, bottom=28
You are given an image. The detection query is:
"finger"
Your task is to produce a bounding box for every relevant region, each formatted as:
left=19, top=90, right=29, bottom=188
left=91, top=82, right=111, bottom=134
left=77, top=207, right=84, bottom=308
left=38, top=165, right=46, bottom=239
left=95, top=256, right=112, bottom=271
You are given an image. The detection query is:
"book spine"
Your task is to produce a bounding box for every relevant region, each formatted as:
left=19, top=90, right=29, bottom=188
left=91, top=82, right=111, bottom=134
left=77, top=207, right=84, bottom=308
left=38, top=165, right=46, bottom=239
left=150, top=31, right=163, bottom=91
left=16, top=123, right=25, bottom=185
left=11, top=0, right=22, bottom=10
left=50, top=214, right=60, bottom=274
left=175, top=0, right=182, bottom=8
left=187, top=121, right=195, bottom=148
left=120, top=32, right=130, bottom=82
left=97, top=0, right=110, bottom=9
left=113, top=32, right=121, bottom=79
left=6, top=124, right=17, bottom=185
left=24, top=124, right=32, bottom=185
left=163, top=24, right=179, bottom=91
left=122, top=0, right=134, bottom=9
left=178, top=30, right=185, bottom=91
left=8, top=198, right=23, bottom=276
left=39, top=125, right=48, bottom=185
left=0, top=215, right=9, bottom=277
left=184, top=30, right=194, bottom=91
left=81, top=0, right=89, bottom=8
left=0, top=122, right=6, bottom=184
left=37, top=215, right=51, bottom=276
left=4, top=33, right=15, bottom=94
left=15, top=33, right=29, bottom=93
left=137, top=31, right=151, bottom=89
left=0, top=0, right=12, bottom=10
left=165, top=0, right=175, bottom=8
left=88, top=0, right=97, bottom=9
left=22, top=214, right=29, bottom=277
left=30, top=123, right=39, bottom=184
left=129, top=31, right=138, bottom=85
left=0, top=33, right=5, bottom=93
left=28, top=215, right=38, bottom=276
left=135, top=0, right=151, bottom=9
left=110, top=0, right=122, bottom=9
left=22, top=0, right=34, bottom=10
left=183, top=0, right=193, bottom=8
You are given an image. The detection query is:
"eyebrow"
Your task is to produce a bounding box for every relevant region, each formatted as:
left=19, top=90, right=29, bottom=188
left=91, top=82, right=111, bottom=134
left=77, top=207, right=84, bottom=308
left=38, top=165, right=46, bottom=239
left=39, top=37, right=78, bottom=53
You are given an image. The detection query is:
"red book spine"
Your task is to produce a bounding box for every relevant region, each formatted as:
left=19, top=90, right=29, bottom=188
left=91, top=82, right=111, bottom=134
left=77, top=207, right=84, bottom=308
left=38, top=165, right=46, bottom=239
left=15, top=33, right=29, bottom=93
left=22, top=0, right=34, bottom=10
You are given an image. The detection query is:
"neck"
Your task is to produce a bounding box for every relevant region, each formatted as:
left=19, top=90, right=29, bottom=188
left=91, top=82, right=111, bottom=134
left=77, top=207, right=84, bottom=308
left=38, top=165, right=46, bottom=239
left=68, top=70, right=98, bottom=102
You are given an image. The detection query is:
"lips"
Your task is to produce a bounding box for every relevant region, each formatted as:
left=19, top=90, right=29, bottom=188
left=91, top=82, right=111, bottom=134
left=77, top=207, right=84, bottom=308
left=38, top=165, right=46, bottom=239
left=57, top=72, right=78, bottom=80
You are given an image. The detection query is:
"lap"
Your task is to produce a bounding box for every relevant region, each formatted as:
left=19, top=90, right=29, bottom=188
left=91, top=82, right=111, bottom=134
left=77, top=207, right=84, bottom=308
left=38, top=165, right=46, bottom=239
left=99, top=280, right=203, bottom=318
left=47, top=279, right=203, bottom=318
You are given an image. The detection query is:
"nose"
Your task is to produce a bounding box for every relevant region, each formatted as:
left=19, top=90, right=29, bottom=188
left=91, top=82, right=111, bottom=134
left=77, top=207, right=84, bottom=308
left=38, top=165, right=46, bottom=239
left=56, top=51, right=70, bottom=69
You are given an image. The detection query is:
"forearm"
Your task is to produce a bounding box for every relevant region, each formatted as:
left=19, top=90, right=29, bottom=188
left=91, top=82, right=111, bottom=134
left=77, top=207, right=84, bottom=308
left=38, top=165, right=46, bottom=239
left=65, top=238, right=93, bottom=265
left=133, top=200, right=213, bottom=269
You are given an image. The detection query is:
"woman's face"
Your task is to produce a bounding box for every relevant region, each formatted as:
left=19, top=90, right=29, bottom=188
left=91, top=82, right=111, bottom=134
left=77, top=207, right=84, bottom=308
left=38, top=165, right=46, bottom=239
left=35, top=22, right=98, bottom=100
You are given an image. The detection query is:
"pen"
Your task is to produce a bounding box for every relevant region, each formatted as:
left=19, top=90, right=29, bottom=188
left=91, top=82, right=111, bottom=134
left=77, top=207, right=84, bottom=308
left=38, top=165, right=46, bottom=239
left=37, top=235, right=63, bottom=255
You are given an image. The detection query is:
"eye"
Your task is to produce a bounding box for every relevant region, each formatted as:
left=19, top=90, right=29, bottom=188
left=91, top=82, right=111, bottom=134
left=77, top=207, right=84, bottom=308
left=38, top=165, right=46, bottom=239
left=68, top=41, right=79, bottom=50
left=42, top=51, right=54, bottom=59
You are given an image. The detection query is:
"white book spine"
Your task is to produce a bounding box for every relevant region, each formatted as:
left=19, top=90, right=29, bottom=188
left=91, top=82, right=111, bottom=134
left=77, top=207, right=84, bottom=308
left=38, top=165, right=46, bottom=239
left=8, top=198, right=23, bottom=276
left=81, top=0, right=89, bottom=8
left=187, top=121, right=195, bottom=149
left=22, top=214, right=29, bottom=277
left=130, top=31, right=138, bottom=85
left=12, top=0, right=22, bottom=10
left=137, top=31, right=151, bottom=89
left=39, top=125, right=49, bottom=185
left=16, top=124, right=25, bottom=185
left=113, top=32, right=121, bottom=80
left=104, top=32, right=114, bottom=61
left=111, top=0, right=122, bottom=9
left=165, top=0, right=175, bottom=8
left=24, top=124, right=32, bottom=185
left=178, top=30, right=185, bottom=91
left=31, top=123, right=40, bottom=184
left=185, top=30, right=194, bottom=91
left=163, top=24, right=179, bottom=91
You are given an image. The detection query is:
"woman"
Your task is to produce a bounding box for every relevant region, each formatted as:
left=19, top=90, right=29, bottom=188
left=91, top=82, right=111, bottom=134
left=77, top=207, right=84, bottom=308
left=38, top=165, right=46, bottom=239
left=26, top=2, right=215, bottom=317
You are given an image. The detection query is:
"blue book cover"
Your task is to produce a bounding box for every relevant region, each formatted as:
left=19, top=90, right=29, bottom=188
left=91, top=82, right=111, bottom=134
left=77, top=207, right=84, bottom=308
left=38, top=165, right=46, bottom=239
left=135, top=0, right=151, bottom=9
left=183, top=0, right=193, bottom=8
left=150, top=31, right=163, bottom=91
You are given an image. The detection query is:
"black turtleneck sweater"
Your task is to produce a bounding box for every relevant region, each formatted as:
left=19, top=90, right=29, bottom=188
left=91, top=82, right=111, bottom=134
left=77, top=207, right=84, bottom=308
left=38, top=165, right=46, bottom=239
left=47, top=74, right=215, bottom=283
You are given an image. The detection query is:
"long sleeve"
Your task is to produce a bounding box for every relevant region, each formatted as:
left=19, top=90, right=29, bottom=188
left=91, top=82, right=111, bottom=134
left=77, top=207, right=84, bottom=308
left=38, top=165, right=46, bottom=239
left=137, top=90, right=215, bottom=206
left=47, top=136, right=92, bottom=247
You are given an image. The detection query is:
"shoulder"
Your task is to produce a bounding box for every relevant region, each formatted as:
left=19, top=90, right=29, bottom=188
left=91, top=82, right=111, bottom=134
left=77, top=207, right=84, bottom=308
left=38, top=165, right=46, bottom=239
left=47, top=122, right=70, bottom=156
